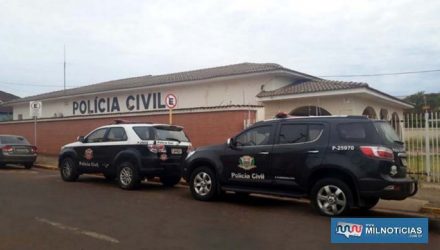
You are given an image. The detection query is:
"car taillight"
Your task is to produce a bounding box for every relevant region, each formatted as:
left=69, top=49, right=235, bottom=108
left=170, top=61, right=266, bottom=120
left=360, top=146, right=394, bottom=161
left=31, top=146, right=38, bottom=154
left=1, top=145, right=13, bottom=153
left=148, top=144, right=166, bottom=153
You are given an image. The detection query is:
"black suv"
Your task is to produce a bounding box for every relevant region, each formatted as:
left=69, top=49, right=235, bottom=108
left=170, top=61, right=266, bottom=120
left=182, top=115, right=417, bottom=216
left=59, top=122, right=192, bottom=189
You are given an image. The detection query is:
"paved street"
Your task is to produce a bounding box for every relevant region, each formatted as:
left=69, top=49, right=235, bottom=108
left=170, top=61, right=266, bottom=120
left=0, top=166, right=439, bottom=250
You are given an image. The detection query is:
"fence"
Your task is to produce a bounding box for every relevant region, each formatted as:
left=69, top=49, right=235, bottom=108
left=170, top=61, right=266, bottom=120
left=400, top=112, right=440, bottom=183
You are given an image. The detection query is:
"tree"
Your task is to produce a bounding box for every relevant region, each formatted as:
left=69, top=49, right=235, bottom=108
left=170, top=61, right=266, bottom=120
left=404, top=92, right=440, bottom=113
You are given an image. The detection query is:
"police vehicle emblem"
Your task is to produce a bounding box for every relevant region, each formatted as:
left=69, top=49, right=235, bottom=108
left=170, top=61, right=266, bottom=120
left=84, top=148, right=93, bottom=160
left=238, top=155, right=256, bottom=170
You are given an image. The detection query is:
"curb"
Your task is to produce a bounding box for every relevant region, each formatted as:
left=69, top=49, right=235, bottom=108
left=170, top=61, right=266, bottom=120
left=420, top=205, right=440, bottom=216
left=34, top=164, right=58, bottom=171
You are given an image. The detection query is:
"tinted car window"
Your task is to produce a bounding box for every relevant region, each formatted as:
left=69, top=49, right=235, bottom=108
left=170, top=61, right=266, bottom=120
left=374, top=121, right=401, bottom=144
left=154, top=127, right=189, bottom=142
left=236, top=126, right=272, bottom=146
left=279, top=124, right=307, bottom=143
left=309, top=124, right=324, bottom=141
left=86, top=128, right=108, bottom=143
left=133, top=126, right=152, bottom=140
left=337, top=123, right=368, bottom=142
left=279, top=124, right=324, bottom=144
left=0, top=136, right=30, bottom=145
left=106, top=127, right=127, bottom=141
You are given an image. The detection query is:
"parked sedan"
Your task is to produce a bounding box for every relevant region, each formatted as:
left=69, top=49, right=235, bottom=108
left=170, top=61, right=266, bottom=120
left=0, top=135, right=37, bottom=169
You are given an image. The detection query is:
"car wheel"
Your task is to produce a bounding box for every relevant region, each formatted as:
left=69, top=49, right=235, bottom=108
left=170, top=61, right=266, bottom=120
left=189, top=167, right=217, bottom=201
left=103, top=173, right=116, bottom=181
left=24, top=162, right=34, bottom=169
left=160, top=174, right=181, bottom=187
left=311, top=178, right=353, bottom=216
left=60, top=157, right=79, bottom=182
left=117, top=161, right=140, bottom=190
left=359, top=197, right=380, bottom=211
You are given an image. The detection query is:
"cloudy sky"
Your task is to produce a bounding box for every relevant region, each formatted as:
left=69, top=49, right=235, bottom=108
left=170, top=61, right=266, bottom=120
left=0, top=0, right=439, bottom=98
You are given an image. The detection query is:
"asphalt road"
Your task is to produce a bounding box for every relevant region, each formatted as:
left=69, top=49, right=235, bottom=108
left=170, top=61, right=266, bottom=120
left=0, top=166, right=439, bottom=250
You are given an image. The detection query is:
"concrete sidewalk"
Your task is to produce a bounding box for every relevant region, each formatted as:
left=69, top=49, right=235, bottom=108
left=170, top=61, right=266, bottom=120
left=35, top=155, right=440, bottom=218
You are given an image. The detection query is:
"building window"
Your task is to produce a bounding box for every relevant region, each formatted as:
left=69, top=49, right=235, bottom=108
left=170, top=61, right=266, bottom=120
left=17, top=114, right=23, bottom=120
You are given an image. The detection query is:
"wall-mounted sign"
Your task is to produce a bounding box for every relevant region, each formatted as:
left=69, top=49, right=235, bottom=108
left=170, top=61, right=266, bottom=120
left=72, top=92, right=167, bottom=115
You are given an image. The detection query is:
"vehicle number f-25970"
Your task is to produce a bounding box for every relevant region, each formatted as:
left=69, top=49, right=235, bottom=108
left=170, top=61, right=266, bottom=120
left=332, top=145, right=355, bottom=151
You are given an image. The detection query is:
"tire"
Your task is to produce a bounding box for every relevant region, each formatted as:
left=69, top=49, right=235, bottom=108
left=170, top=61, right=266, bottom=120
left=24, top=162, right=34, bottom=169
left=310, top=178, right=353, bottom=216
left=160, top=174, right=181, bottom=187
left=103, top=173, right=116, bottom=181
left=359, top=197, right=380, bottom=211
left=60, top=157, right=79, bottom=182
left=117, top=161, right=140, bottom=190
left=189, top=166, right=217, bottom=201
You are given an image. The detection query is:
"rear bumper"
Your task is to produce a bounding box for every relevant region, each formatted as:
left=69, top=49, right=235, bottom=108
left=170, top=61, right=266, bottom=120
left=0, top=155, right=37, bottom=164
left=359, top=176, right=418, bottom=200
left=139, top=157, right=183, bottom=177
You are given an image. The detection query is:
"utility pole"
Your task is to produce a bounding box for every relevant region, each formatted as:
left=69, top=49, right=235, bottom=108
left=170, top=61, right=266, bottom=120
left=64, top=44, right=66, bottom=91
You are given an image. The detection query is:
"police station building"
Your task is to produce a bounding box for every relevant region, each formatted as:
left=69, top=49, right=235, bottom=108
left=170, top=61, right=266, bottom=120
left=0, top=63, right=412, bottom=155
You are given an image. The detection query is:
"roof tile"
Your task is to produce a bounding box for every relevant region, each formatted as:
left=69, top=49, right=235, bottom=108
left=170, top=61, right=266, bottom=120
left=257, top=80, right=368, bottom=97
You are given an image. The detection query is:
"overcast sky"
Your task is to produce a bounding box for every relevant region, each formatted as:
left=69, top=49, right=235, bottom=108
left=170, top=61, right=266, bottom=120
left=0, top=0, right=439, bottom=98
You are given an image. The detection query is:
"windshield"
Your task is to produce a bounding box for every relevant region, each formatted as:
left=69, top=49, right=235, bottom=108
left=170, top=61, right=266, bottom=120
left=0, top=136, right=30, bottom=145
left=154, top=126, right=189, bottom=142
left=374, top=121, right=401, bottom=145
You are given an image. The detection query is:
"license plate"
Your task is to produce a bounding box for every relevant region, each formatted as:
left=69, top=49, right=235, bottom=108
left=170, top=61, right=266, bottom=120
left=171, top=148, right=182, bottom=155
left=401, top=158, right=407, bottom=166
left=15, top=148, right=29, bottom=153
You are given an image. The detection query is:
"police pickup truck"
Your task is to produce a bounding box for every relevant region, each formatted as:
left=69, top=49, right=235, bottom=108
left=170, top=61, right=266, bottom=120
left=182, top=115, right=417, bottom=216
left=59, top=121, right=192, bottom=189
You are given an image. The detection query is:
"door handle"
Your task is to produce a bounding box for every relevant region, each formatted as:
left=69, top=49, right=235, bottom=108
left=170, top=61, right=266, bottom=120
left=258, top=151, right=270, bottom=155
left=307, top=150, right=319, bottom=154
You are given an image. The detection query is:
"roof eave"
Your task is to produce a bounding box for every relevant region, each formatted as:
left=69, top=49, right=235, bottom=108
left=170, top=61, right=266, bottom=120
left=3, top=68, right=318, bottom=106
left=257, top=87, right=414, bottom=109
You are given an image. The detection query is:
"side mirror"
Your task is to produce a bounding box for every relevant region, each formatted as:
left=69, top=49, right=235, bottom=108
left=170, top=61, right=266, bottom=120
left=77, top=136, right=85, bottom=143
left=227, top=137, right=236, bottom=148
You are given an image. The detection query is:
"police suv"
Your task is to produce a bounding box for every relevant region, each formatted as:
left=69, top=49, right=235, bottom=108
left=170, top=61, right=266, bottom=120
left=59, top=121, right=192, bottom=189
left=182, top=115, right=417, bottom=216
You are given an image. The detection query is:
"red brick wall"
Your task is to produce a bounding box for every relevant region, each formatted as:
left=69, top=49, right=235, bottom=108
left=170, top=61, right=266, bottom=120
left=0, top=110, right=255, bottom=155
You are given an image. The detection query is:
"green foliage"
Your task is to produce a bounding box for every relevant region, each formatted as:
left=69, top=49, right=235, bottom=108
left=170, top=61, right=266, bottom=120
left=404, top=91, right=440, bottom=113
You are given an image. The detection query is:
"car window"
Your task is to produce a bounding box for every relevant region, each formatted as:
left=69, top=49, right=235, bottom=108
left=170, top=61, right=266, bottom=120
left=106, top=127, right=127, bottom=142
left=337, top=123, right=367, bottom=142
left=236, top=126, right=272, bottom=146
left=374, top=121, right=401, bottom=144
left=0, top=136, right=30, bottom=145
left=133, top=126, right=152, bottom=140
left=279, top=124, right=324, bottom=144
left=309, top=125, right=324, bottom=141
left=154, top=127, right=189, bottom=142
left=86, top=128, right=108, bottom=143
